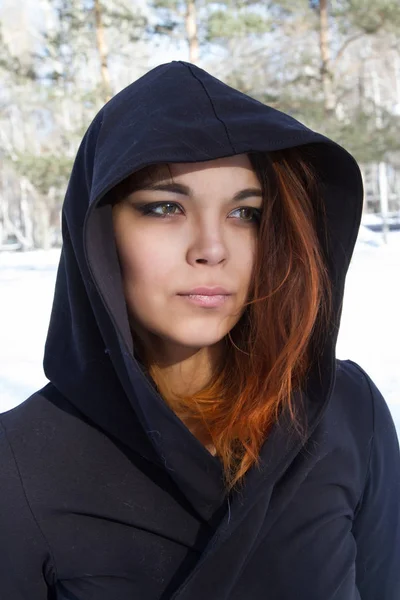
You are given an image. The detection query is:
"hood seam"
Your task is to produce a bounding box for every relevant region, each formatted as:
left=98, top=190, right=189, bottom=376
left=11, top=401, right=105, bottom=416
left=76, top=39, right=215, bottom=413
left=183, top=62, right=236, bottom=154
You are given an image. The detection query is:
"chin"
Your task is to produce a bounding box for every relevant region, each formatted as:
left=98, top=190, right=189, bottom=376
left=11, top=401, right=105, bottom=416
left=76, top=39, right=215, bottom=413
left=161, top=324, right=231, bottom=351
left=168, top=334, right=226, bottom=350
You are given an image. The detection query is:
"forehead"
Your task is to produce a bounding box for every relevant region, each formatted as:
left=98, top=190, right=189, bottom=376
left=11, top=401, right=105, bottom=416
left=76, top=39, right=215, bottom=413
left=111, top=155, right=261, bottom=203
left=133, top=155, right=257, bottom=187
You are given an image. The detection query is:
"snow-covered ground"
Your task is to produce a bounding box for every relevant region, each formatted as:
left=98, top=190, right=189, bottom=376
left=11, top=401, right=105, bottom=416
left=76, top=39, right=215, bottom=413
left=1, top=230, right=399, bottom=438
left=0, top=249, right=60, bottom=409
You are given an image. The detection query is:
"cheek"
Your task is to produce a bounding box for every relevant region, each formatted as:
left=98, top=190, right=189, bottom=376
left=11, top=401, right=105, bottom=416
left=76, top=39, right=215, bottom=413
left=231, top=232, right=257, bottom=287
left=117, top=232, right=177, bottom=302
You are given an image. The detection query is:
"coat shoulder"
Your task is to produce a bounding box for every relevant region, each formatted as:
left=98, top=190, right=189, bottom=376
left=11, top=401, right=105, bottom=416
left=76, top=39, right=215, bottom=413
left=0, top=383, right=81, bottom=440
left=331, top=358, right=398, bottom=455
left=333, top=358, right=378, bottom=425
left=0, top=390, right=58, bottom=589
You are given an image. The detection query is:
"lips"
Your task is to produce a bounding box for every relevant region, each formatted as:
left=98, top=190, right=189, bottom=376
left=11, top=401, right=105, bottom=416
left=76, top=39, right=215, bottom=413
left=178, top=287, right=231, bottom=296
left=177, top=287, right=232, bottom=308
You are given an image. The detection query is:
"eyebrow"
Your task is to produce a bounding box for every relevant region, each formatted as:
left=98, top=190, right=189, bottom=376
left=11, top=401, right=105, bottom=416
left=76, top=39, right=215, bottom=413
left=140, top=182, right=263, bottom=201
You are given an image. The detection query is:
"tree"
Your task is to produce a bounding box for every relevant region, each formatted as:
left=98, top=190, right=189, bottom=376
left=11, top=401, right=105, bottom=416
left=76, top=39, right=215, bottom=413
left=0, top=0, right=149, bottom=249
left=150, top=0, right=272, bottom=65
left=94, top=0, right=113, bottom=102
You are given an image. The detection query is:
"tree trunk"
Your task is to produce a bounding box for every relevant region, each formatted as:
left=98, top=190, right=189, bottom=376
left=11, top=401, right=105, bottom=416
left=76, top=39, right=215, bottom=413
left=19, top=177, right=34, bottom=248
left=394, top=53, right=400, bottom=109
left=93, top=0, right=113, bottom=103
left=370, top=65, right=389, bottom=242
left=185, top=0, right=199, bottom=64
left=378, top=162, right=389, bottom=244
left=0, top=184, right=6, bottom=247
left=318, top=0, right=336, bottom=112
left=34, top=197, right=52, bottom=250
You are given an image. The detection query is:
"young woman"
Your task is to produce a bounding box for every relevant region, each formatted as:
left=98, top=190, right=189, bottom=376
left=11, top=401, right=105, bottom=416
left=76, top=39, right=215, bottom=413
left=1, top=61, right=399, bottom=599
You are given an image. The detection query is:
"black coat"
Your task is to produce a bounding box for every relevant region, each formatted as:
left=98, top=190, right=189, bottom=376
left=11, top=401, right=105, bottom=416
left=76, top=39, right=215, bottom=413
left=1, top=61, right=399, bottom=600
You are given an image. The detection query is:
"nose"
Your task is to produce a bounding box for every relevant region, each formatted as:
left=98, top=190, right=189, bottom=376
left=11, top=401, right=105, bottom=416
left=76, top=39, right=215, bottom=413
left=186, top=220, right=228, bottom=266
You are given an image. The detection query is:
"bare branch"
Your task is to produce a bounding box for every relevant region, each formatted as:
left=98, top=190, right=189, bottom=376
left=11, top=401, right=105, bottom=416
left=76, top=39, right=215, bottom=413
left=333, top=32, right=365, bottom=69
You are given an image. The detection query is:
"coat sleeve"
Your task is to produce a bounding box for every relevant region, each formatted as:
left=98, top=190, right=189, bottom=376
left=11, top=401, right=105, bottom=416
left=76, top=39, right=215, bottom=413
left=0, top=418, right=55, bottom=599
left=348, top=362, right=400, bottom=599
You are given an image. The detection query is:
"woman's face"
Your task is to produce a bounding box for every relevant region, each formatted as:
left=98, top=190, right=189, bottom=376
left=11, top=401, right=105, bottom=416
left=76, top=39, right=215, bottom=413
left=112, top=154, right=262, bottom=359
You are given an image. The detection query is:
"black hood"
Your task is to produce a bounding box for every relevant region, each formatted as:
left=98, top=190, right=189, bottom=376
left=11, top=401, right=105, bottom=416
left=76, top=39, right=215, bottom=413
left=43, top=61, right=363, bottom=523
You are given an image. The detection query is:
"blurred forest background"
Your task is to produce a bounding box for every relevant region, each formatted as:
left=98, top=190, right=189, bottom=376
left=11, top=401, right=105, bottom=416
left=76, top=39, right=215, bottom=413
left=0, top=0, right=400, bottom=250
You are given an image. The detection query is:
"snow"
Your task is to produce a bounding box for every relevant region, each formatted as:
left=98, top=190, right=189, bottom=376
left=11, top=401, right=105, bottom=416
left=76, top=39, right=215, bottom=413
left=1, top=231, right=399, bottom=438
left=0, top=249, right=60, bottom=410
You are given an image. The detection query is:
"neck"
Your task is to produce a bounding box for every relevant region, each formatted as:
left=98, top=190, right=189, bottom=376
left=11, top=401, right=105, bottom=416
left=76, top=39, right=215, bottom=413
left=151, top=343, right=222, bottom=455
left=135, top=333, right=223, bottom=455
left=150, top=341, right=223, bottom=398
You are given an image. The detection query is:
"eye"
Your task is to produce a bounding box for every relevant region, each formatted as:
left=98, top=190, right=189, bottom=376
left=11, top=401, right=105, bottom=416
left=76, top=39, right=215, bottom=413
left=228, top=207, right=261, bottom=223
left=139, top=202, right=183, bottom=217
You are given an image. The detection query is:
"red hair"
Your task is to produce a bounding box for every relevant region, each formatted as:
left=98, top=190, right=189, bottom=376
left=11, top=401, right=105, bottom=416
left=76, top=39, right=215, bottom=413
left=112, top=146, right=332, bottom=492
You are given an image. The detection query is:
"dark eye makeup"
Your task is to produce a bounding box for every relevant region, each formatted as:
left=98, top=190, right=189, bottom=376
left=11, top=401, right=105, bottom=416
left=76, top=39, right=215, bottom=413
left=132, top=201, right=262, bottom=223
left=136, top=202, right=183, bottom=217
